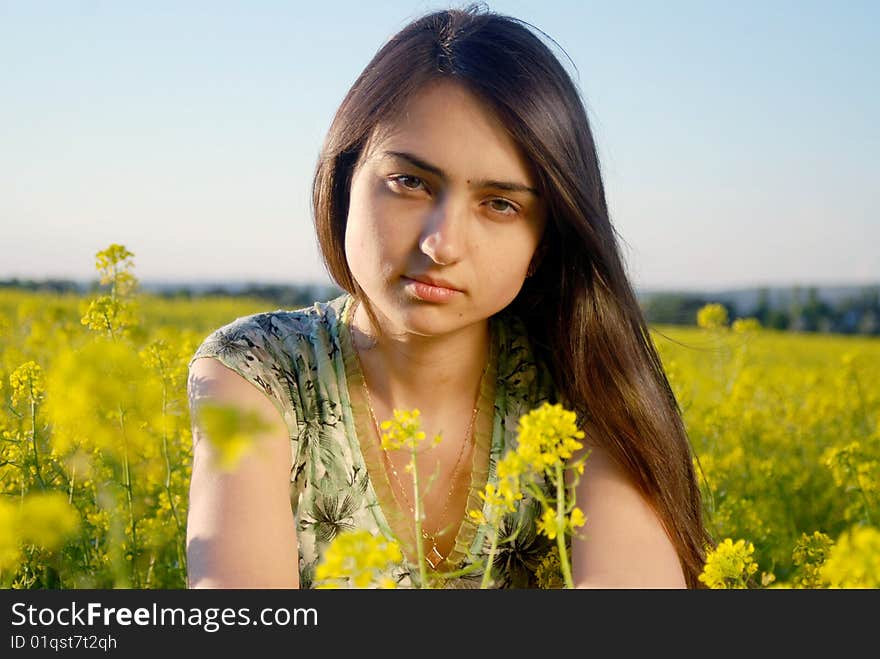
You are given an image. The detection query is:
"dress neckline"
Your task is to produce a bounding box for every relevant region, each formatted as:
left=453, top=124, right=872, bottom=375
left=336, top=294, right=499, bottom=574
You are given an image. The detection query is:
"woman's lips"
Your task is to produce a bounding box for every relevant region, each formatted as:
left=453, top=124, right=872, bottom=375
left=403, top=276, right=462, bottom=302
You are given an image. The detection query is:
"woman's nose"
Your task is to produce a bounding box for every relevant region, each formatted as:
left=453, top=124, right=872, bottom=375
left=419, top=196, right=467, bottom=266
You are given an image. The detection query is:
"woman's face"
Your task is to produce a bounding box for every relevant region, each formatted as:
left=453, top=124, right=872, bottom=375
left=344, top=79, right=547, bottom=338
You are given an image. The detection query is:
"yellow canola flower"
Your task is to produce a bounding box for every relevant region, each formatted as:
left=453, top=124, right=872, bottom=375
left=732, top=317, right=762, bottom=333
left=16, top=492, right=81, bottom=548
left=536, top=508, right=558, bottom=540
left=313, top=530, right=403, bottom=589
left=791, top=531, right=833, bottom=588
left=535, top=546, right=564, bottom=589
left=469, top=402, right=585, bottom=554
left=569, top=507, right=586, bottom=530
left=496, top=450, right=526, bottom=483
left=0, top=501, right=19, bottom=571
left=696, top=303, right=729, bottom=329
left=43, top=339, right=164, bottom=458
left=140, top=339, right=174, bottom=373
left=821, top=441, right=878, bottom=496
left=195, top=402, right=275, bottom=472
left=534, top=506, right=587, bottom=541
left=9, top=361, right=45, bottom=408
left=469, top=450, right=525, bottom=526
left=698, top=538, right=759, bottom=589
left=80, top=295, right=138, bottom=337
left=514, top=402, right=585, bottom=474
left=378, top=409, right=439, bottom=451
left=95, top=243, right=138, bottom=296
left=0, top=493, right=80, bottom=572
left=820, top=526, right=880, bottom=588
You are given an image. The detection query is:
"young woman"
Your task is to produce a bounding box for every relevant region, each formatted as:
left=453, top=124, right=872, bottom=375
left=186, top=5, right=711, bottom=589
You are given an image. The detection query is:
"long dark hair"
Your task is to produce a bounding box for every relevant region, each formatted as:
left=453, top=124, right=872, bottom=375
left=312, top=4, right=711, bottom=587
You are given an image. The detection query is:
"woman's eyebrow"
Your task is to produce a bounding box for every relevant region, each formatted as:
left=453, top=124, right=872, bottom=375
left=381, top=150, right=539, bottom=197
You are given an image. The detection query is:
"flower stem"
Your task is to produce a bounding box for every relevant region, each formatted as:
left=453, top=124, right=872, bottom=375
left=409, top=444, right=429, bottom=588
left=119, top=405, right=139, bottom=588
left=843, top=453, right=874, bottom=525
left=480, top=521, right=500, bottom=589
left=556, top=463, right=574, bottom=589
left=159, top=376, right=186, bottom=584
left=30, top=399, right=46, bottom=489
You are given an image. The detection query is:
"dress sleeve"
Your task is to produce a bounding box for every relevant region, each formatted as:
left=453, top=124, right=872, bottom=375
left=188, top=313, right=301, bottom=474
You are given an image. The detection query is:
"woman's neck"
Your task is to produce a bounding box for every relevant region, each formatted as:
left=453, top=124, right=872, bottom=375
left=350, top=300, right=490, bottom=409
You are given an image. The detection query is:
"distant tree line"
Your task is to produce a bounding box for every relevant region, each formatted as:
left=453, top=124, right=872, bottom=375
left=0, top=278, right=84, bottom=295
left=640, top=285, right=880, bottom=336
left=151, top=282, right=345, bottom=310
left=0, top=277, right=343, bottom=310
left=3, top=278, right=878, bottom=335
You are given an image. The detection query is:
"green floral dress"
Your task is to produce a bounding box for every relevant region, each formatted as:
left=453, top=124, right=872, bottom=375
left=189, top=292, right=562, bottom=588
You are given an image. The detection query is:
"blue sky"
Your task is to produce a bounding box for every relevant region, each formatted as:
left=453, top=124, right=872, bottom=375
left=2, top=0, right=877, bottom=292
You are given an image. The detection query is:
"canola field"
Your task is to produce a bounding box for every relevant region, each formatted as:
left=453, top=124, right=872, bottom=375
left=1, top=246, right=877, bottom=588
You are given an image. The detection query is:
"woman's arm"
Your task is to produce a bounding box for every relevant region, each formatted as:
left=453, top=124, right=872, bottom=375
left=186, top=357, right=299, bottom=588
left=569, top=443, right=686, bottom=588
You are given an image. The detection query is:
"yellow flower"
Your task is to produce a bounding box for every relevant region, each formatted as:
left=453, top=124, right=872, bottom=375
left=496, top=450, right=525, bottom=482
left=494, top=452, right=525, bottom=509
left=536, top=507, right=558, bottom=540
left=514, top=402, right=585, bottom=475
left=94, top=243, right=138, bottom=296
left=140, top=338, right=175, bottom=377
left=698, top=538, right=759, bottom=589
left=469, top=451, right=527, bottom=530
left=353, top=571, right=372, bottom=588
left=313, top=530, right=402, bottom=589
left=9, top=361, right=45, bottom=408
left=379, top=409, right=437, bottom=451
left=17, top=492, right=80, bottom=548
left=80, top=295, right=138, bottom=337
left=194, top=401, right=275, bottom=471
left=535, top=506, right=585, bottom=542
left=732, top=317, right=762, bottom=333
left=0, top=493, right=80, bottom=572
left=0, top=500, right=20, bottom=571
left=820, top=526, right=880, bottom=588
left=696, top=303, right=729, bottom=329
left=791, top=531, right=834, bottom=588
left=43, top=339, right=165, bottom=458
left=535, top=547, right=564, bottom=589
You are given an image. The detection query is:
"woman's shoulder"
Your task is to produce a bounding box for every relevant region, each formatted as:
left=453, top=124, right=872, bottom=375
left=189, top=292, right=350, bottom=367
left=187, top=292, right=351, bottom=432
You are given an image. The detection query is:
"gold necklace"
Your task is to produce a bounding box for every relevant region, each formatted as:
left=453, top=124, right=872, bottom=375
left=349, top=302, right=484, bottom=569
left=361, top=380, right=478, bottom=569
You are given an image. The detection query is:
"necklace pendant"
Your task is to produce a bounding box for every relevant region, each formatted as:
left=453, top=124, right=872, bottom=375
left=426, top=544, right=444, bottom=569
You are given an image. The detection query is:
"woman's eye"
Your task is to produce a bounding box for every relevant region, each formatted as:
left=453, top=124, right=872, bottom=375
left=488, top=198, right=518, bottom=215
left=388, top=175, right=426, bottom=192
